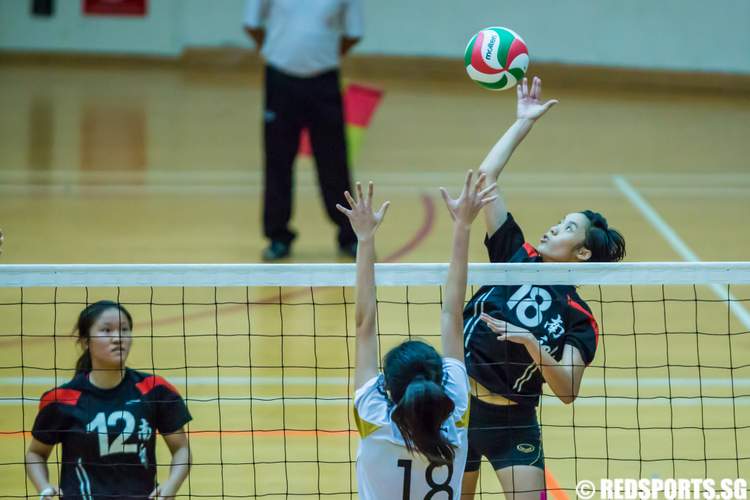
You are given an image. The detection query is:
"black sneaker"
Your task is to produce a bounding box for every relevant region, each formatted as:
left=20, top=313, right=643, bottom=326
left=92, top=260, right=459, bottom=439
left=338, top=242, right=358, bottom=259
left=262, top=241, right=291, bottom=261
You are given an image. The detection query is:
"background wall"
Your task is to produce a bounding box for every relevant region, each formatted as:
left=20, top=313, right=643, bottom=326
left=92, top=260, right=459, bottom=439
left=1, top=0, right=749, bottom=73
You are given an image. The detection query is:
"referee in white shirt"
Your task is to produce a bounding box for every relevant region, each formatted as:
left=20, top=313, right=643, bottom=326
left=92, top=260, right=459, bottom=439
left=244, top=0, right=363, bottom=260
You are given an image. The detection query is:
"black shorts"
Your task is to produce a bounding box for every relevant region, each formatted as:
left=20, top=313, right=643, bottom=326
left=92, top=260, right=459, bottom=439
left=465, top=396, right=544, bottom=472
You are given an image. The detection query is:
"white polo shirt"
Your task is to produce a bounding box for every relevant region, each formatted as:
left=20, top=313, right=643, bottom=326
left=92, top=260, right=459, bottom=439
left=244, top=0, right=364, bottom=77
left=353, top=358, right=470, bottom=500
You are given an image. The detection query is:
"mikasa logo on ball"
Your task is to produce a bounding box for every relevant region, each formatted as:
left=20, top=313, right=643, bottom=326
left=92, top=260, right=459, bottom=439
left=485, top=34, right=497, bottom=60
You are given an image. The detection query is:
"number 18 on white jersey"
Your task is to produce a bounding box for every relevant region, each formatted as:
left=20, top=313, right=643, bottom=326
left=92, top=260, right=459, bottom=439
left=354, top=358, right=469, bottom=500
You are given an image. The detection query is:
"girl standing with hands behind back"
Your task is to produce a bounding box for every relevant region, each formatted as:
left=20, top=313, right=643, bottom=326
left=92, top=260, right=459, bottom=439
left=26, top=301, right=192, bottom=499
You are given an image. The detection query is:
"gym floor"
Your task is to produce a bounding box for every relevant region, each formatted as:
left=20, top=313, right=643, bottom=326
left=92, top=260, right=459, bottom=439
left=0, top=58, right=748, bottom=498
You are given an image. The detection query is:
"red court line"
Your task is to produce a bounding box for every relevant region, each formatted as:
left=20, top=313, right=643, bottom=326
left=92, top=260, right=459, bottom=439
left=545, top=468, right=570, bottom=500
left=5, top=193, right=576, bottom=495
left=1, top=430, right=356, bottom=439
left=132, top=193, right=434, bottom=330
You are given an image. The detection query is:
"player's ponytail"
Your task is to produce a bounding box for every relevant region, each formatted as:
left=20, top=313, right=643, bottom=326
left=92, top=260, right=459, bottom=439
left=384, top=340, right=456, bottom=465
left=75, top=349, right=92, bottom=374
left=73, top=300, right=133, bottom=374
left=581, top=210, right=626, bottom=262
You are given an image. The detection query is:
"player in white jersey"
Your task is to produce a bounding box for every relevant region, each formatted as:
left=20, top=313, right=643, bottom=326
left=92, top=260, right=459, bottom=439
left=336, top=171, right=497, bottom=500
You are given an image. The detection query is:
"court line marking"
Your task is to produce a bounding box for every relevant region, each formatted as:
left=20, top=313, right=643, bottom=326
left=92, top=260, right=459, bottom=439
left=545, top=470, right=569, bottom=500
left=1, top=169, right=749, bottom=184
left=126, top=194, right=434, bottom=329
left=3, top=169, right=749, bottom=196
left=0, top=430, right=356, bottom=439
left=613, top=175, right=750, bottom=331
left=1, top=376, right=748, bottom=388
left=2, top=397, right=747, bottom=407
left=0, top=195, right=436, bottom=345
left=5, top=184, right=750, bottom=198
left=1, top=169, right=749, bottom=181
left=0, top=184, right=626, bottom=196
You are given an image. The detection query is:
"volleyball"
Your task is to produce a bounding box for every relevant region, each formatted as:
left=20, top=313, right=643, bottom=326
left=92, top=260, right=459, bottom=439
left=464, top=27, right=529, bottom=91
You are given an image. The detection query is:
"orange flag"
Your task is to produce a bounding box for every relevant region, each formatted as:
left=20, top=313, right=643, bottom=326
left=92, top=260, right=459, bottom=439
left=298, top=83, right=384, bottom=164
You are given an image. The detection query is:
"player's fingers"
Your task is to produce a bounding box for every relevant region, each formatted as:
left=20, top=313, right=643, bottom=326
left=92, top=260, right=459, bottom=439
left=377, top=201, right=390, bottom=220
left=474, top=172, right=487, bottom=194
left=521, top=77, right=528, bottom=97
left=535, top=76, right=542, bottom=98
left=39, top=487, right=57, bottom=500
left=542, top=99, right=559, bottom=112
left=480, top=313, right=503, bottom=331
left=355, top=182, right=364, bottom=204
left=517, top=82, right=523, bottom=99
left=478, top=182, right=497, bottom=198
left=480, top=312, right=496, bottom=322
left=344, top=190, right=356, bottom=208
left=531, top=76, right=540, bottom=98
left=335, top=204, right=352, bottom=216
left=463, top=169, right=473, bottom=195
left=507, top=323, right=529, bottom=335
left=479, top=195, right=498, bottom=208
left=367, top=181, right=374, bottom=207
left=439, top=188, right=455, bottom=216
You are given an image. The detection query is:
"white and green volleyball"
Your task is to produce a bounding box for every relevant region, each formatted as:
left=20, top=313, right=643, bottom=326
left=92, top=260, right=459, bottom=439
left=464, top=27, right=529, bottom=91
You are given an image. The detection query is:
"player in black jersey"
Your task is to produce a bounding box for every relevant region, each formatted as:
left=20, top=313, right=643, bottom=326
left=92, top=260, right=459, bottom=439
left=459, top=77, right=626, bottom=500
left=25, top=301, right=192, bottom=499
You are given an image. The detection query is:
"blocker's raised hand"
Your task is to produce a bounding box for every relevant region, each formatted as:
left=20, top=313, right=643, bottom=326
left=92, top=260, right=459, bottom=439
left=336, top=182, right=390, bottom=242
left=440, top=170, right=497, bottom=226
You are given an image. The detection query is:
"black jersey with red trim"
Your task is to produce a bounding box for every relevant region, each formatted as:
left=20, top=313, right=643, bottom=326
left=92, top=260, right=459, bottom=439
left=31, top=368, right=192, bottom=499
left=463, top=213, right=599, bottom=406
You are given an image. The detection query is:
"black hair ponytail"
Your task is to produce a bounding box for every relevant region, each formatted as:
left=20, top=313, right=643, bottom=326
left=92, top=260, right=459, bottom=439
left=581, top=210, right=626, bottom=262
left=384, top=340, right=456, bottom=465
left=75, top=349, right=92, bottom=375
left=391, top=376, right=456, bottom=464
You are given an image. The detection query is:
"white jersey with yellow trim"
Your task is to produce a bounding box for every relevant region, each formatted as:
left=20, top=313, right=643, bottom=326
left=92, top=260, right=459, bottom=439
left=353, top=357, right=469, bottom=500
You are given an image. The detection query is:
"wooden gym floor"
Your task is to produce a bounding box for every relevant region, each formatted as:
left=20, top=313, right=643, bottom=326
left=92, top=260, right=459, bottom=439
left=0, top=58, right=749, bottom=498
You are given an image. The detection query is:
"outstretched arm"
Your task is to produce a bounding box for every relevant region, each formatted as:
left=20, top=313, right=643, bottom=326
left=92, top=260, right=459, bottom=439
left=479, top=77, right=558, bottom=236
left=440, top=171, right=497, bottom=360
left=336, top=183, right=390, bottom=390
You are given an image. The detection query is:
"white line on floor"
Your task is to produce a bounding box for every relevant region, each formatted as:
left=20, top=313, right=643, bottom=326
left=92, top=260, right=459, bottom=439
left=613, top=175, right=750, bottom=332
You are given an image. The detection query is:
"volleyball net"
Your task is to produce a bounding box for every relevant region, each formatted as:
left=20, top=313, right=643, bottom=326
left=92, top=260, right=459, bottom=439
left=1, top=263, right=749, bottom=499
